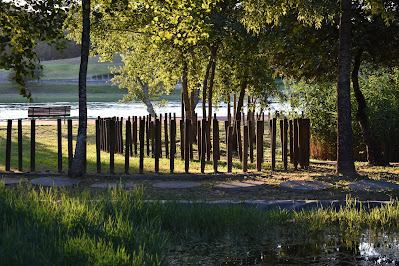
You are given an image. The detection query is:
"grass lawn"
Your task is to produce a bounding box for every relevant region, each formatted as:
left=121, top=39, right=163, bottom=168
left=0, top=83, right=182, bottom=103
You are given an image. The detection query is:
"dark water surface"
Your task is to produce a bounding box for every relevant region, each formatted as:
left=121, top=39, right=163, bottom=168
left=170, top=230, right=399, bottom=265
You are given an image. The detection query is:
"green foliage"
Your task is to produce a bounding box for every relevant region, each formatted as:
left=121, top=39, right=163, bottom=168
left=359, top=68, right=399, bottom=161
left=286, top=79, right=337, bottom=157
left=66, top=0, right=278, bottom=113
left=0, top=0, right=73, bottom=100
left=288, top=67, right=399, bottom=161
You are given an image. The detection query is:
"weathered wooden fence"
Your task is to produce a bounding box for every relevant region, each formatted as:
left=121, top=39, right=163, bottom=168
left=2, top=114, right=310, bottom=174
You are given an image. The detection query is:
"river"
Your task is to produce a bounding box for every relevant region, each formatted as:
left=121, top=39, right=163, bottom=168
left=0, top=101, right=292, bottom=120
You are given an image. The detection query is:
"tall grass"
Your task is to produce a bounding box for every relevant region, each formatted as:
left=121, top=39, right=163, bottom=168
left=0, top=184, right=169, bottom=265
left=1, top=184, right=399, bottom=264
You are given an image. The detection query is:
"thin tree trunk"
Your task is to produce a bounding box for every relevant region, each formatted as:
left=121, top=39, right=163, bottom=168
left=232, top=74, right=248, bottom=151
left=202, top=56, right=212, bottom=120
left=352, top=50, right=387, bottom=166
left=137, top=77, right=156, bottom=116
left=69, top=0, right=90, bottom=177
left=181, top=56, right=191, bottom=119
left=336, top=0, right=356, bottom=176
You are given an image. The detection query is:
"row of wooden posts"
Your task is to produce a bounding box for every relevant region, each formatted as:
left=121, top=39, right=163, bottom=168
left=3, top=114, right=310, bottom=174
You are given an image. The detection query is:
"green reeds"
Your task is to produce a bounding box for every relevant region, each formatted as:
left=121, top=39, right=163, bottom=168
left=2, top=184, right=399, bottom=264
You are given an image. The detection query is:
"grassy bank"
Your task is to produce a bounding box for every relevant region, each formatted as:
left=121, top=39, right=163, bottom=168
left=0, top=83, right=181, bottom=103
left=1, top=184, right=399, bottom=264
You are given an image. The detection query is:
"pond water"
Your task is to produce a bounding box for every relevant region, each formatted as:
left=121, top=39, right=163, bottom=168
left=0, top=101, right=292, bottom=121
left=170, top=230, right=399, bottom=265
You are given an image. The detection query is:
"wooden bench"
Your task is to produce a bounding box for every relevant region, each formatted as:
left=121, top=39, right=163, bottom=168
left=28, top=106, right=71, bottom=118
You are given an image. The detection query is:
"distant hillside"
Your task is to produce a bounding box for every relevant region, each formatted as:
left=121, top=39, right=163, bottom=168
left=35, top=39, right=81, bottom=61
left=0, top=55, right=123, bottom=81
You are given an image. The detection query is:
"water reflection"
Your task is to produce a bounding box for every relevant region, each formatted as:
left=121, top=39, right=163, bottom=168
left=168, top=230, right=399, bottom=265
left=219, top=231, right=399, bottom=265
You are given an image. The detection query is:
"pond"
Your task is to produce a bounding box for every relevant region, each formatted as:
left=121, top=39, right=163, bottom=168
left=0, top=101, right=292, bottom=120
left=169, top=229, right=399, bottom=265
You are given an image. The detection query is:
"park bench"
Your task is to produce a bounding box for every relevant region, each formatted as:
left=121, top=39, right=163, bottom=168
left=28, top=106, right=71, bottom=118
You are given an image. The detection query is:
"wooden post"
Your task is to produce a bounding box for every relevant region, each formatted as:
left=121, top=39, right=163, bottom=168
left=180, top=119, right=185, bottom=159
left=201, top=118, right=206, bottom=173
left=302, top=119, right=310, bottom=168
left=68, top=119, right=73, bottom=170
left=18, top=119, right=22, bottom=171
left=110, top=119, right=115, bottom=174
left=206, top=118, right=211, bottom=161
left=283, top=119, right=288, bottom=170
left=116, top=118, right=120, bottom=154
left=256, top=120, right=263, bottom=172
left=96, top=119, right=101, bottom=173
left=139, top=118, right=145, bottom=174
left=227, top=126, right=233, bottom=173
left=185, top=118, right=190, bottom=173
left=236, top=120, right=242, bottom=162
left=125, top=120, right=131, bottom=174
left=133, top=117, right=138, bottom=155
left=213, top=115, right=219, bottom=173
left=243, top=125, right=248, bottom=172
left=224, top=120, right=228, bottom=150
left=57, top=119, right=62, bottom=173
left=227, top=102, right=231, bottom=126
left=5, top=120, right=12, bottom=171
left=249, top=120, right=254, bottom=164
left=164, top=114, right=169, bottom=158
left=146, top=116, right=150, bottom=157
left=30, top=119, right=35, bottom=172
left=151, top=121, right=155, bottom=158
left=293, top=119, right=299, bottom=169
left=298, top=118, right=310, bottom=169
left=155, top=119, right=160, bottom=173
left=271, top=118, right=276, bottom=171
left=170, top=119, right=176, bottom=173
left=159, top=114, right=162, bottom=158
left=289, top=120, right=293, bottom=163
left=197, top=120, right=202, bottom=160
left=190, top=121, right=194, bottom=160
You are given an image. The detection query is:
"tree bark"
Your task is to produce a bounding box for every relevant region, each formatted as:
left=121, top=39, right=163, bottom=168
left=336, top=0, right=356, bottom=175
left=69, top=0, right=90, bottom=177
left=352, top=50, right=387, bottom=166
left=232, top=73, right=248, bottom=151
left=181, top=57, right=191, bottom=119
left=137, top=77, right=156, bottom=116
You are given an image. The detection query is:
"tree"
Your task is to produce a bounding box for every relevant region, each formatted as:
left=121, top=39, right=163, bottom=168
left=243, top=0, right=398, bottom=175
left=68, top=0, right=90, bottom=177
left=260, top=2, right=399, bottom=166
left=0, top=0, right=70, bottom=100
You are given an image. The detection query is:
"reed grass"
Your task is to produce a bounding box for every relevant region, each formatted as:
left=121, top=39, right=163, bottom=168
left=1, top=184, right=399, bottom=264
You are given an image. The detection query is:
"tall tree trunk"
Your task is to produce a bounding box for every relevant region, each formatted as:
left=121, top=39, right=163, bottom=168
left=208, top=45, right=217, bottom=123
left=202, top=56, right=212, bottom=120
left=352, top=50, right=387, bottom=166
left=181, top=56, right=191, bottom=119
left=232, top=73, right=248, bottom=151
left=137, top=77, right=156, bottom=116
left=336, top=0, right=356, bottom=176
left=69, top=0, right=90, bottom=177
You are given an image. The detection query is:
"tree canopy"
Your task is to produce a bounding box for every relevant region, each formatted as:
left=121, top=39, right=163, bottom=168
left=0, top=0, right=71, bottom=100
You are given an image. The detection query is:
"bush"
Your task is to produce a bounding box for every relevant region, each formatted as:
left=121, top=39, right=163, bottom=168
left=286, top=67, right=399, bottom=162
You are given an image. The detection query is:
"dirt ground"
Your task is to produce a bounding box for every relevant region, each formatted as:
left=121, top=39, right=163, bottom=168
left=3, top=162, right=399, bottom=202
